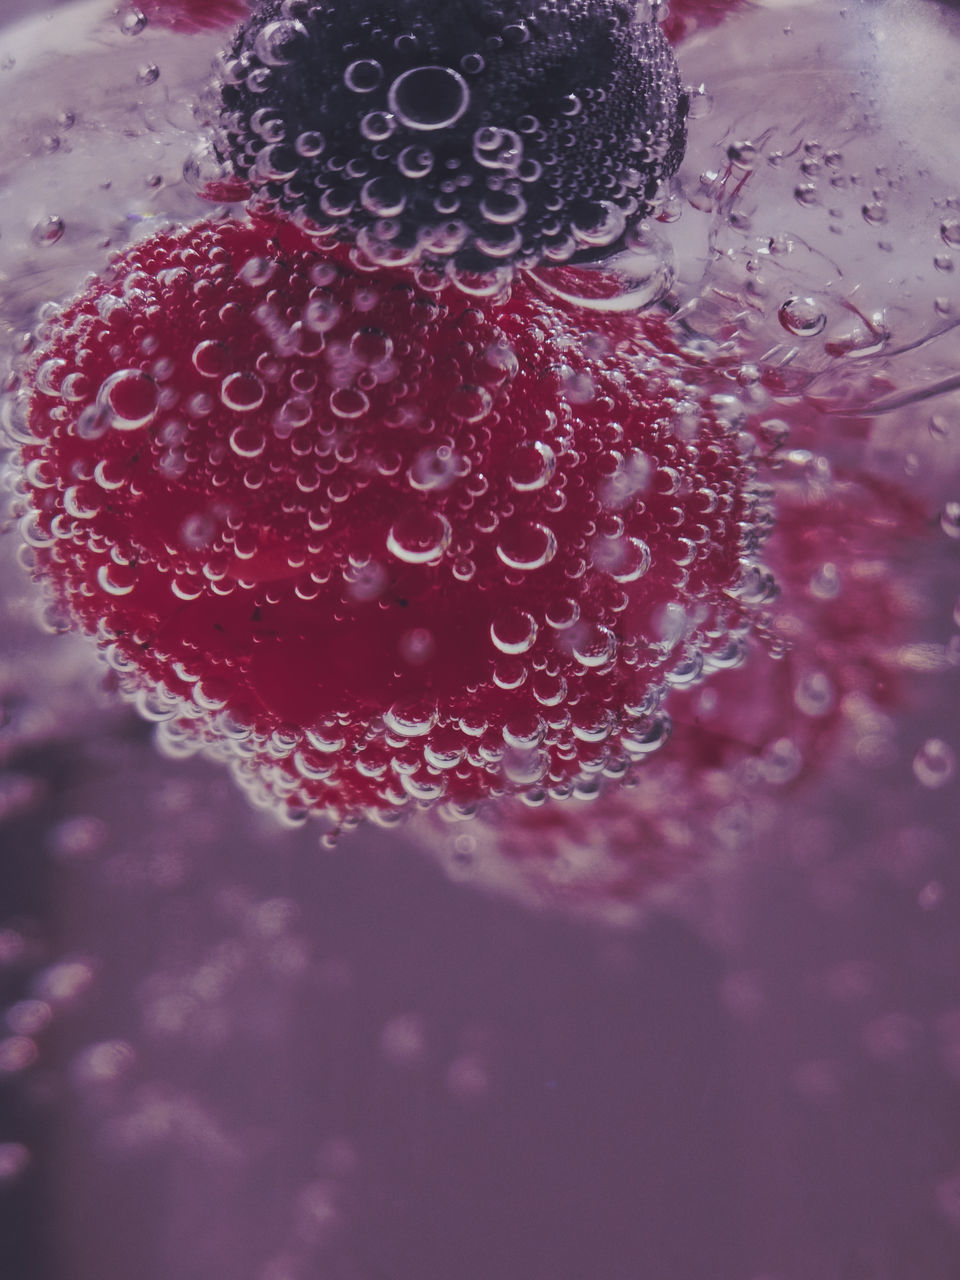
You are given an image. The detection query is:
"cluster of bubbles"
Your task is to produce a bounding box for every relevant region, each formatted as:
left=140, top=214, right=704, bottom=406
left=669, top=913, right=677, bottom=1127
left=677, top=104, right=960, bottom=416
left=414, top=415, right=950, bottom=919
left=8, top=217, right=765, bottom=825
left=213, top=0, right=687, bottom=277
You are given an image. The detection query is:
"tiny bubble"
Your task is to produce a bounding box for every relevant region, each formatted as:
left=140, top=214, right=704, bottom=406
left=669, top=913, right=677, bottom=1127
left=32, top=216, right=64, bottom=246
left=120, top=7, right=147, bottom=34
left=913, top=738, right=955, bottom=789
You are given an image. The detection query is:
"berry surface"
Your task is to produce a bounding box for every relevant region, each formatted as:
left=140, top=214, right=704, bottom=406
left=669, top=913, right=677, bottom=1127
left=12, top=216, right=761, bottom=823
left=419, top=412, right=930, bottom=922
left=136, top=0, right=250, bottom=33
left=659, top=0, right=749, bottom=45
left=214, top=0, right=687, bottom=277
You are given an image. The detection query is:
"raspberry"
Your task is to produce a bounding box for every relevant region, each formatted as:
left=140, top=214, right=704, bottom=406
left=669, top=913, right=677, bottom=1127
left=214, top=0, right=687, bottom=278
left=419, top=427, right=929, bottom=922
left=659, top=0, right=749, bottom=45
left=11, top=216, right=761, bottom=825
left=134, top=0, right=250, bottom=33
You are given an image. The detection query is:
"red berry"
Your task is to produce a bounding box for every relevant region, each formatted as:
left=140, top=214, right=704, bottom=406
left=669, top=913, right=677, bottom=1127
left=419, top=444, right=928, bottom=922
left=660, top=0, right=749, bottom=45
left=12, top=216, right=761, bottom=824
left=133, top=0, right=250, bottom=33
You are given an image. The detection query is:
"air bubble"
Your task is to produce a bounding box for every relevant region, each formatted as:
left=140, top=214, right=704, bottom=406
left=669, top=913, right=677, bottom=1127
left=398, top=146, right=434, bottom=179
left=275, top=396, right=312, bottom=434
left=350, top=328, right=394, bottom=365
left=687, top=85, right=712, bottom=118
left=492, top=659, right=527, bottom=691
left=571, top=200, right=626, bottom=249
left=449, top=385, right=493, bottom=422
left=592, top=535, right=651, bottom=583
left=622, top=716, right=671, bottom=757
left=32, top=215, right=64, bottom=246
left=329, top=387, right=369, bottom=418
left=302, top=724, right=345, bottom=754
left=295, top=130, right=325, bottom=158
left=240, top=257, right=275, bottom=287
left=727, top=140, right=758, bottom=169
left=98, top=369, right=158, bottom=430
left=254, top=19, right=307, bottom=67
left=560, top=370, right=595, bottom=404
left=18, top=512, right=55, bottom=549
left=229, top=425, right=266, bottom=458
left=344, top=59, right=383, bottom=93
left=181, top=514, right=216, bottom=550
left=809, top=563, right=841, bottom=599
left=779, top=297, right=827, bottom=337
left=531, top=238, right=673, bottom=313
left=360, top=112, right=396, bottom=142
left=480, top=191, right=527, bottom=226
left=119, top=8, right=147, bottom=35
left=496, top=520, right=557, bottom=571
left=254, top=145, right=299, bottom=183
left=502, top=749, right=548, bottom=787
left=34, top=358, right=66, bottom=396
left=794, top=671, right=836, bottom=717
left=472, top=127, right=522, bottom=171
left=600, top=450, right=652, bottom=509
left=304, top=293, right=341, bottom=333
left=192, top=341, right=228, bottom=378
left=941, top=502, right=960, bottom=539
left=941, top=219, right=960, bottom=248
left=445, top=262, right=512, bottom=297
left=344, top=560, right=387, bottom=602
left=388, top=66, right=469, bottom=131
left=0, top=1144, right=30, bottom=1185
left=474, top=226, right=523, bottom=260
left=507, top=441, right=555, bottom=492
left=490, top=608, right=538, bottom=655
left=408, top=446, right=464, bottom=491
left=913, top=738, right=956, bottom=788
left=383, top=698, right=438, bottom=738
left=572, top=624, right=616, bottom=669
left=96, top=562, right=136, bottom=596
left=399, top=628, right=435, bottom=665
left=221, top=372, right=266, bottom=413
left=183, top=140, right=234, bottom=194
left=63, top=485, right=100, bottom=519
left=759, top=738, right=802, bottom=786
left=386, top=510, right=451, bottom=564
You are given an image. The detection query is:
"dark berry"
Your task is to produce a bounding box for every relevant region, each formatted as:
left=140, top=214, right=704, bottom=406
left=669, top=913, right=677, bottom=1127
left=214, top=0, right=688, bottom=279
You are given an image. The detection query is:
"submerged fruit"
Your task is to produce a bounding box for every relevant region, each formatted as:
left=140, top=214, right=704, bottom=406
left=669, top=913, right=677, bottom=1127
left=10, top=216, right=762, bottom=823
left=214, top=0, right=687, bottom=277
left=418, top=415, right=931, bottom=923
left=659, top=0, right=749, bottom=45
left=134, top=0, right=250, bottom=33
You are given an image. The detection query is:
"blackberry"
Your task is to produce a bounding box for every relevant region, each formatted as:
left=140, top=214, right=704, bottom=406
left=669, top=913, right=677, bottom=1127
left=215, top=0, right=687, bottom=278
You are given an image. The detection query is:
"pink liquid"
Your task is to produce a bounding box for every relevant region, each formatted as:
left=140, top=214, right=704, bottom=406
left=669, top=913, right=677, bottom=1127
left=1, top=3, right=959, bottom=1278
